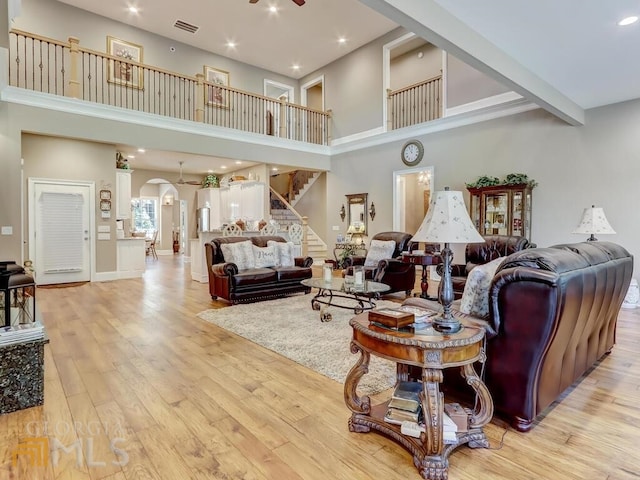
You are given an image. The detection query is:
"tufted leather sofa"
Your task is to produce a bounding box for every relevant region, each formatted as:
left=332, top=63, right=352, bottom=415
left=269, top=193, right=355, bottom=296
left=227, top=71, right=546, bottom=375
left=405, top=241, right=633, bottom=432
left=205, top=235, right=313, bottom=304
left=448, top=234, right=535, bottom=298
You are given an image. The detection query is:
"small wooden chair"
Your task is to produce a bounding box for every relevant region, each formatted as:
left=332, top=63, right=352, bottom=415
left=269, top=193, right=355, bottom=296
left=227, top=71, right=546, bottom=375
left=145, top=230, right=158, bottom=260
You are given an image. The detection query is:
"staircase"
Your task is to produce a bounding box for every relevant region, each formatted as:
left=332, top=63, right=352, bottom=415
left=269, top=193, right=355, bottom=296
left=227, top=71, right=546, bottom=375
left=271, top=208, right=328, bottom=265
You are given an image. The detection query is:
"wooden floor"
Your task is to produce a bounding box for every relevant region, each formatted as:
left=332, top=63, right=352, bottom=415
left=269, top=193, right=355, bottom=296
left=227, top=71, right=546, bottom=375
left=2, top=255, right=639, bottom=480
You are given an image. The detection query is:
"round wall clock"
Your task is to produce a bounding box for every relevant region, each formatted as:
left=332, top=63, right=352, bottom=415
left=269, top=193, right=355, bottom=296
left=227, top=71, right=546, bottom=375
left=401, top=140, right=424, bottom=166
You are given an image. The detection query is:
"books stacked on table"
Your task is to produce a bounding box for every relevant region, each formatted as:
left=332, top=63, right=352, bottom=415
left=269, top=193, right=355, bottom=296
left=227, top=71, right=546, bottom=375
left=0, top=321, right=45, bottom=346
left=384, top=381, right=422, bottom=425
left=385, top=381, right=459, bottom=444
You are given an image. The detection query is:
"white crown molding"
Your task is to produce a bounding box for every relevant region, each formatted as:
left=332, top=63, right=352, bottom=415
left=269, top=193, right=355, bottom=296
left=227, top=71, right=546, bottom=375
left=0, top=86, right=330, bottom=156
left=3, top=86, right=539, bottom=159
left=330, top=96, right=539, bottom=155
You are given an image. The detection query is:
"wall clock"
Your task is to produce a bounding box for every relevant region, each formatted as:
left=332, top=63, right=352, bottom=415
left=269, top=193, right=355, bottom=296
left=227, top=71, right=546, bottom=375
left=401, top=140, right=424, bottom=166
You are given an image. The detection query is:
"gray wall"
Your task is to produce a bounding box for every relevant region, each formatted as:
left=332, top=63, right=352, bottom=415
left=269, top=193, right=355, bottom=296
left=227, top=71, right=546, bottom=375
left=327, top=100, right=640, bottom=265
left=391, top=43, right=441, bottom=90
left=21, top=134, right=117, bottom=273
left=14, top=0, right=298, bottom=96
left=446, top=53, right=511, bottom=108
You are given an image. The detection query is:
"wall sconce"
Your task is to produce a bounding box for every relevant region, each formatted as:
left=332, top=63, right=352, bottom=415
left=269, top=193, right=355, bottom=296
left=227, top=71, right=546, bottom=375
left=369, top=202, right=376, bottom=221
left=340, top=204, right=346, bottom=222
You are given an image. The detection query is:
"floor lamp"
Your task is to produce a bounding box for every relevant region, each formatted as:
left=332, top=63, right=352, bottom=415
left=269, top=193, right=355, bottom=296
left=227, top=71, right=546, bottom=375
left=410, top=187, right=484, bottom=333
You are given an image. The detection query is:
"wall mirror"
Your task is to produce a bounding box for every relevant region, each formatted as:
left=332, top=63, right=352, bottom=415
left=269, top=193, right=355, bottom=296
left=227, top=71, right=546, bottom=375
left=346, top=193, right=368, bottom=234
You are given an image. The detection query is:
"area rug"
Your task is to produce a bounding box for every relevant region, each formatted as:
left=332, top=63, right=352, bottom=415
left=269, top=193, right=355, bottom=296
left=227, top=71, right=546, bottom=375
left=197, top=293, right=401, bottom=395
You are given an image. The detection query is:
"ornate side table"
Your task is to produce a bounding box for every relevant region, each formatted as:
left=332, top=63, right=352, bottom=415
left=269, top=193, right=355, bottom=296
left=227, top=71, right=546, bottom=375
left=401, top=252, right=441, bottom=300
left=344, top=313, right=493, bottom=480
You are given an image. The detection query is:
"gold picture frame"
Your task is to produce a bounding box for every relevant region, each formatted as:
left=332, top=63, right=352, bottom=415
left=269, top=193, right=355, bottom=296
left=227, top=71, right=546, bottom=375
left=204, top=66, right=230, bottom=108
left=107, top=36, right=143, bottom=89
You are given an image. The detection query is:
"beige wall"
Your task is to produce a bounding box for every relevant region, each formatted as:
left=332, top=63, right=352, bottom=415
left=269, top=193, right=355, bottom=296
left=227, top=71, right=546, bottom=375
left=327, top=100, right=640, bottom=266
left=391, top=43, right=441, bottom=91
left=446, top=53, right=511, bottom=108
left=21, top=134, right=117, bottom=273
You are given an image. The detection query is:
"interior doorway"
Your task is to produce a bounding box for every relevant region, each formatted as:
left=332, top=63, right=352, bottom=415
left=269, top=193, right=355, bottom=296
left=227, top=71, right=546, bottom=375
left=264, top=79, right=295, bottom=138
left=393, top=166, right=434, bottom=234
left=301, top=75, right=325, bottom=143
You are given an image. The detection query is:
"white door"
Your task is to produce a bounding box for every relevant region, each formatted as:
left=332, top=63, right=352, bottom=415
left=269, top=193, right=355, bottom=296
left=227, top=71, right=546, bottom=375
left=29, top=180, right=93, bottom=285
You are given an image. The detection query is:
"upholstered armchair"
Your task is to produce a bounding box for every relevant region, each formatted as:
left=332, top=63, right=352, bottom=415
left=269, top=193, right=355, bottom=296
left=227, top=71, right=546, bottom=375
left=343, top=231, right=417, bottom=296
left=447, top=234, right=536, bottom=299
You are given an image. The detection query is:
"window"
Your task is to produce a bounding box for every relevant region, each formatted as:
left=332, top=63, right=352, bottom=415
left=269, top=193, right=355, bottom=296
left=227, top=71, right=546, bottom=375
left=131, top=197, right=158, bottom=237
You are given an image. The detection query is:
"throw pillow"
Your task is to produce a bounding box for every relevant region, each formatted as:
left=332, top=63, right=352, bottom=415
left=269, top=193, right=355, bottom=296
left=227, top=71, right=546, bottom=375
left=364, top=239, right=397, bottom=267
left=459, top=257, right=504, bottom=318
left=253, top=245, right=277, bottom=268
left=267, top=240, right=296, bottom=267
left=220, top=241, right=255, bottom=270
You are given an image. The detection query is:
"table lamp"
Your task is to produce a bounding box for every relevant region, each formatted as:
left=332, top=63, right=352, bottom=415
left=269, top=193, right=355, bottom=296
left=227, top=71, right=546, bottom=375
left=572, top=205, right=616, bottom=241
left=347, top=223, right=365, bottom=245
left=410, top=187, right=484, bottom=333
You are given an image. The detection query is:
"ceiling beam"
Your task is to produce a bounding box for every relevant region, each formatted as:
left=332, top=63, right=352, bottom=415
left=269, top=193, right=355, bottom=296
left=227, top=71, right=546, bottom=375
left=360, top=0, right=585, bottom=125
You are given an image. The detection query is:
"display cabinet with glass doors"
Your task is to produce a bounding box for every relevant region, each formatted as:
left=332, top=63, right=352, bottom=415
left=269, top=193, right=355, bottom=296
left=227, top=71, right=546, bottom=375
left=467, top=184, right=533, bottom=240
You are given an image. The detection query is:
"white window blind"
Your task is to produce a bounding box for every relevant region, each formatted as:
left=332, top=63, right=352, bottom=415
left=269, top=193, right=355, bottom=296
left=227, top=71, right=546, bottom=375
left=39, top=191, right=84, bottom=273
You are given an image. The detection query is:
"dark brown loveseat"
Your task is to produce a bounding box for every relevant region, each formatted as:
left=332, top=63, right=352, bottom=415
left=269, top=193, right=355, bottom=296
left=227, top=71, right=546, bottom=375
left=205, top=235, right=313, bottom=304
left=405, top=241, right=633, bottom=431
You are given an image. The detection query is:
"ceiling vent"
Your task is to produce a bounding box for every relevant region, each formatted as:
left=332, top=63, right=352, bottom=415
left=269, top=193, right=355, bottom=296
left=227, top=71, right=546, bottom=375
left=174, top=20, right=199, bottom=34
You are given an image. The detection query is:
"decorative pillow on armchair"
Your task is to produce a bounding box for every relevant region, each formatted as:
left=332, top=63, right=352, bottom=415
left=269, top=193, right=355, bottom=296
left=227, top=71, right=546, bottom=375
left=459, top=257, right=504, bottom=318
left=267, top=240, right=295, bottom=267
left=220, top=241, right=256, bottom=270
left=364, top=239, right=397, bottom=267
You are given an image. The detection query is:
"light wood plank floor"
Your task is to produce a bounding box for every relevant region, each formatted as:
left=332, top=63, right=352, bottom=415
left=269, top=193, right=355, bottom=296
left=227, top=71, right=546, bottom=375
left=2, top=255, right=639, bottom=479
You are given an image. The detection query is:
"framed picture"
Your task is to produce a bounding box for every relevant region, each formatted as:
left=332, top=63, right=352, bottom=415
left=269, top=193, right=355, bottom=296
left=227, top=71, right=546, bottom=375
left=204, top=66, right=230, bottom=108
left=99, top=189, right=111, bottom=200
left=107, top=36, right=143, bottom=89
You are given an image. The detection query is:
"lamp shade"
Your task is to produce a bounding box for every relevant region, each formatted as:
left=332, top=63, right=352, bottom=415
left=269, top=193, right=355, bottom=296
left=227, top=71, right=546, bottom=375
left=572, top=205, right=615, bottom=236
left=411, top=189, right=484, bottom=244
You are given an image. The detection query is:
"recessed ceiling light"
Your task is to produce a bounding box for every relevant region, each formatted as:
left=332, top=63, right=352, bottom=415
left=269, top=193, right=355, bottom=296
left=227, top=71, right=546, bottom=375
left=338, top=37, right=347, bottom=45
left=207, top=169, right=213, bottom=173
left=128, top=6, right=138, bottom=14
left=272, top=167, right=278, bottom=171
left=226, top=41, right=236, bottom=48
left=292, top=64, right=300, bottom=71
left=269, top=6, right=278, bottom=13
left=128, top=155, right=135, bottom=159
left=221, top=165, right=227, bottom=169
left=618, top=16, right=638, bottom=26
left=137, top=148, right=145, bottom=153
left=235, top=161, right=242, bottom=165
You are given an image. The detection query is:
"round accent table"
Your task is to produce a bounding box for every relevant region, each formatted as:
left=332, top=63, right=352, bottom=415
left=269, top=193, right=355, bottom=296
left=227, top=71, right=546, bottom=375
left=344, top=313, right=494, bottom=480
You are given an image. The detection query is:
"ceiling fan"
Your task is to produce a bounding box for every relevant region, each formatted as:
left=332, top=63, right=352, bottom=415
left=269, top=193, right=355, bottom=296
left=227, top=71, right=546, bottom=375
left=159, top=161, right=201, bottom=186
left=249, top=0, right=305, bottom=5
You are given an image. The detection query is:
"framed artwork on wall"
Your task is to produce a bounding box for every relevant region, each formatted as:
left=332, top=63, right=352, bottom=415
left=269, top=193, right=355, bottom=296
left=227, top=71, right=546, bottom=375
left=107, top=36, right=143, bottom=89
left=204, top=66, right=230, bottom=108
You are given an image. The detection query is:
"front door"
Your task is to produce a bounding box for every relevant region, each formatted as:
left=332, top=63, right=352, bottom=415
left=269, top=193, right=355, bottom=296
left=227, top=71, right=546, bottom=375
left=29, top=179, right=93, bottom=285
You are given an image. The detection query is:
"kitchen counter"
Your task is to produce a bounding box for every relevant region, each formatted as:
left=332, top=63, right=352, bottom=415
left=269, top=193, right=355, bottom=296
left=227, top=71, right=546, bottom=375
left=117, top=237, right=146, bottom=278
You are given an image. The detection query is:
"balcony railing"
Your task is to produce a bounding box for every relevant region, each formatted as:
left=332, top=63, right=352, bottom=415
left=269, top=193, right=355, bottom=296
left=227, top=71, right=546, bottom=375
left=387, top=75, right=442, bottom=130
left=8, top=30, right=331, bottom=145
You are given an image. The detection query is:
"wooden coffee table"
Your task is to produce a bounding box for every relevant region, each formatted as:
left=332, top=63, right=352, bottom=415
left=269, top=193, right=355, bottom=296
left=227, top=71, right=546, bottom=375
left=301, top=277, right=390, bottom=320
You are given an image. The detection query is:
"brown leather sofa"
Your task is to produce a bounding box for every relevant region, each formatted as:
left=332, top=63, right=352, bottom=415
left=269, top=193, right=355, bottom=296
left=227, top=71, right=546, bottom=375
left=205, top=235, right=313, bottom=304
left=405, top=241, right=633, bottom=432
left=448, top=234, right=535, bottom=298
left=342, top=231, right=420, bottom=296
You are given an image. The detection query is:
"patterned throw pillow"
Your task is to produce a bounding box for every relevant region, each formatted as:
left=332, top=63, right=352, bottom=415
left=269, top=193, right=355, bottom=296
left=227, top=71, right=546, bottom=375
left=267, top=240, right=296, bottom=267
left=220, top=241, right=255, bottom=270
left=253, top=245, right=277, bottom=268
left=364, top=239, right=396, bottom=267
left=459, top=257, right=504, bottom=318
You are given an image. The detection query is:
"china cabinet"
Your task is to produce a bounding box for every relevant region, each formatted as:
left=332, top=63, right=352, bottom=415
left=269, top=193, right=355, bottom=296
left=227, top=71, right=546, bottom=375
left=467, top=184, right=532, bottom=240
